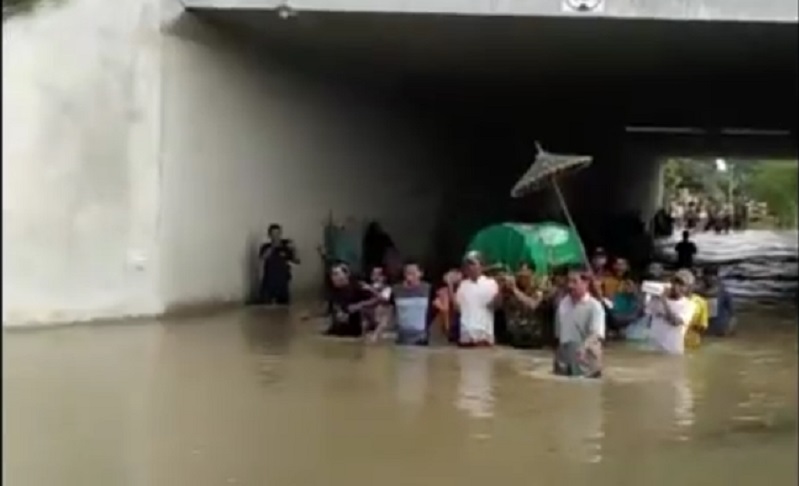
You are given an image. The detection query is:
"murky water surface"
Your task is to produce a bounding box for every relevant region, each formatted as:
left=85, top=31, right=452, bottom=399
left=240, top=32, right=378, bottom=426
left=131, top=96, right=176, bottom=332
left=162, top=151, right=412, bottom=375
left=3, top=303, right=797, bottom=486
left=3, top=231, right=796, bottom=486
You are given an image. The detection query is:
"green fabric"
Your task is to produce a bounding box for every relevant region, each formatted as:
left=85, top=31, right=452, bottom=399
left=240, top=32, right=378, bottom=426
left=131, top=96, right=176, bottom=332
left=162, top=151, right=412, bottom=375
left=466, top=222, right=584, bottom=274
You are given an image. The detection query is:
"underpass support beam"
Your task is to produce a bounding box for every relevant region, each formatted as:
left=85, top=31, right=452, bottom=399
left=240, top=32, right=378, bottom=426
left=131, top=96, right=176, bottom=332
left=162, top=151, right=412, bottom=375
left=183, top=0, right=798, bottom=23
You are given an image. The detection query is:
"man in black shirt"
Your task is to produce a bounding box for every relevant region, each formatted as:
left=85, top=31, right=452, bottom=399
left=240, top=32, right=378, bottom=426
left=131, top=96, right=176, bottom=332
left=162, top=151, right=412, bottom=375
left=674, top=230, right=697, bottom=270
left=325, top=264, right=375, bottom=337
left=258, top=224, right=299, bottom=305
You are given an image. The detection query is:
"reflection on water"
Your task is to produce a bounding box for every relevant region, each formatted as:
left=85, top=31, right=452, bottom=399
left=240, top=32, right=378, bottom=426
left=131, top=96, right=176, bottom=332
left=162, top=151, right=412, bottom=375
left=3, top=308, right=797, bottom=486
left=393, top=347, right=429, bottom=408
left=657, top=230, right=798, bottom=301
left=456, top=351, right=495, bottom=420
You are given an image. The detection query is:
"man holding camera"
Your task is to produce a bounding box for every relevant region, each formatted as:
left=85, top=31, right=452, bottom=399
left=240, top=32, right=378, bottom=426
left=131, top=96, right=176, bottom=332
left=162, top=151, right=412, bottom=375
left=258, top=223, right=300, bottom=305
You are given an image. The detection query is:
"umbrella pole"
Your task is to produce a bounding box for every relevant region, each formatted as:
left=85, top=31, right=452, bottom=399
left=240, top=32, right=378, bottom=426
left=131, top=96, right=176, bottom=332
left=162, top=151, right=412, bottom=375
left=552, top=178, right=590, bottom=268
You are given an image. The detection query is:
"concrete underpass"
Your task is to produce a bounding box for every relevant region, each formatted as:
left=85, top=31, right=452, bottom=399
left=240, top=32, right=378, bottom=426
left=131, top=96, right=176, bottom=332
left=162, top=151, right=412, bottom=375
left=3, top=0, right=797, bottom=325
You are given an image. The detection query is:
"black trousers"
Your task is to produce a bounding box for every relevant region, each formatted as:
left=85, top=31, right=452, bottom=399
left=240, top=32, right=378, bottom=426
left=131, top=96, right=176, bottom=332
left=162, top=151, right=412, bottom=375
left=260, top=274, right=290, bottom=305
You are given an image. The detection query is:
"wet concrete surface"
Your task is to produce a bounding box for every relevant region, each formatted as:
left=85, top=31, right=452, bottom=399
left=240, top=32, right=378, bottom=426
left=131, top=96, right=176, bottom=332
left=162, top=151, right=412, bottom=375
left=3, top=303, right=797, bottom=486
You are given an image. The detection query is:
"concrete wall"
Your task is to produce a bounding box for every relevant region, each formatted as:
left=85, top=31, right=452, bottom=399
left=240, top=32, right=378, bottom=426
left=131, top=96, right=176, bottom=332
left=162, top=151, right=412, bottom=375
left=3, top=0, right=451, bottom=325
left=2, top=0, right=688, bottom=326
left=2, top=0, right=164, bottom=325
left=184, top=0, right=799, bottom=22
left=158, top=13, right=448, bottom=308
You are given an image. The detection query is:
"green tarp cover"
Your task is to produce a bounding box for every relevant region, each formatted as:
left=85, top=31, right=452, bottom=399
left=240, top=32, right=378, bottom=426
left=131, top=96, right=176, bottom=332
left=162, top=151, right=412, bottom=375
left=466, top=222, right=584, bottom=273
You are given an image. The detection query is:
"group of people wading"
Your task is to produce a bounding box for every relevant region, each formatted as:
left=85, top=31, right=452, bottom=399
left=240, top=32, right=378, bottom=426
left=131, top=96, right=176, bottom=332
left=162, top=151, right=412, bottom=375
left=256, top=220, right=737, bottom=380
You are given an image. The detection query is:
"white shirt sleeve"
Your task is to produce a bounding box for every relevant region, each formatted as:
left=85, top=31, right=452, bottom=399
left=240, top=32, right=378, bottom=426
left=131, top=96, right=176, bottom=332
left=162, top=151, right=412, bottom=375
left=483, top=278, right=499, bottom=303
left=455, top=283, right=467, bottom=307
left=589, top=299, right=606, bottom=340
left=379, top=287, right=392, bottom=301
left=554, top=299, right=563, bottom=339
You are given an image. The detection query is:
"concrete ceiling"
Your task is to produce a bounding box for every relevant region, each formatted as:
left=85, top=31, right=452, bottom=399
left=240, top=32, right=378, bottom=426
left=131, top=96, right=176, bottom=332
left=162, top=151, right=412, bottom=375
left=193, top=9, right=798, bottom=132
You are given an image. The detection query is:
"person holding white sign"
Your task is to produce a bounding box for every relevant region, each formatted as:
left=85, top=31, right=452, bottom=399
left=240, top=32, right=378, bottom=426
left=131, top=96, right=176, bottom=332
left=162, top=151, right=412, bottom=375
left=647, top=270, right=697, bottom=355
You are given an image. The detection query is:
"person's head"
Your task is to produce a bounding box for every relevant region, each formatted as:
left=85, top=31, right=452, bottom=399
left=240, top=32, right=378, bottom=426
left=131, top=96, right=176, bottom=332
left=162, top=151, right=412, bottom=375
left=403, top=260, right=423, bottom=285
left=647, top=262, right=665, bottom=280
left=591, top=248, right=608, bottom=271
left=552, top=265, right=569, bottom=288
left=443, top=268, right=462, bottom=286
left=462, top=251, right=484, bottom=280
left=612, top=257, right=630, bottom=277
left=668, top=269, right=695, bottom=298
left=365, top=220, right=383, bottom=235
left=369, top=266, right=386, bottom=285
left=268, top=223, right=282, bottom=241
left=682, top=230, right=690, bottom=241
left=516, top=262, right=535, bottom=291
left=329, top=264, right=351, bottom=288
left=703, top=266, right=720, bottom=288
left=566, top=267, right=592, bottom=300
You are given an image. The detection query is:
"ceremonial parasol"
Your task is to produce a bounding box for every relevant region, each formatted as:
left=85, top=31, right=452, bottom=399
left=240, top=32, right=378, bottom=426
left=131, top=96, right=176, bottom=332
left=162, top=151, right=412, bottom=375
left=510, top=142, right=592, bottom=266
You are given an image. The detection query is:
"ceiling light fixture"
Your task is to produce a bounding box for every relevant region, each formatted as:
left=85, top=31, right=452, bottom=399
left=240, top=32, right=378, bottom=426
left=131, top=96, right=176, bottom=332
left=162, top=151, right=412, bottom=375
left=720, top=128, right=791, bottom=137
left=276, top=1, right=297, bottom=19
left=624, top=126, right=706, bottom=135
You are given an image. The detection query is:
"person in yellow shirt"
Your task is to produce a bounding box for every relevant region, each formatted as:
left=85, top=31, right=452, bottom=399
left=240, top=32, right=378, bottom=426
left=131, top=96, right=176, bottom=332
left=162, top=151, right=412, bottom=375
left=686, top=285, right=709, bottom=349
left=601, top=257, right=631, bottom=300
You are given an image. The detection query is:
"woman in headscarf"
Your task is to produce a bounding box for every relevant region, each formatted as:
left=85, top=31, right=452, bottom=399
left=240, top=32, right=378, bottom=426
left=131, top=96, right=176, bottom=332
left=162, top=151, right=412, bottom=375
left=362, top=221, right=396, bottom=276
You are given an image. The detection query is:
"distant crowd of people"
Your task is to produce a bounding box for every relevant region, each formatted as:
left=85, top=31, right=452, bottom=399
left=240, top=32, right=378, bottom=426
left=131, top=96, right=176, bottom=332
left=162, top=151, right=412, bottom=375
left=254, top=220, right=737, bottom=380
left=652, top=198, right=750, bottom=238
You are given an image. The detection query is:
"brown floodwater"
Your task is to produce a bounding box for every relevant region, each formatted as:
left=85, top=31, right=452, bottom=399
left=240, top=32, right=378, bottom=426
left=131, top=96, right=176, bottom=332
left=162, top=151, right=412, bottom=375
left=3, top=305, right=797, bottom=486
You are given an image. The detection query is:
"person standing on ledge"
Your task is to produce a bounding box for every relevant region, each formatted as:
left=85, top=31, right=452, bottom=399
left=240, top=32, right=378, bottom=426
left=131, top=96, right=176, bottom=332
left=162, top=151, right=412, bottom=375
left=258, top=223, right=299, bottom=305
left=674, top=230, right=698, bottom=270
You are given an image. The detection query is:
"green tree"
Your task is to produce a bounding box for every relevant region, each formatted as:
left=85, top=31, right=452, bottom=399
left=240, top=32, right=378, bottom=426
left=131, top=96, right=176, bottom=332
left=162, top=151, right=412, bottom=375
left=742, top=160, right=798, bottom=228
left=662, top=157, right=728, bottom=203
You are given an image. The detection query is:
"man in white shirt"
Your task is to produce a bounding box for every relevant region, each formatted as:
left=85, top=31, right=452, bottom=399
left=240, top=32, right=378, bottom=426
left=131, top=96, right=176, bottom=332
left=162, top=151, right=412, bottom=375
left=553, top=267, right=605, bottom=378
left=455, top=251, right=500, bottom=346
left=648, top=269, right=697, bottom=355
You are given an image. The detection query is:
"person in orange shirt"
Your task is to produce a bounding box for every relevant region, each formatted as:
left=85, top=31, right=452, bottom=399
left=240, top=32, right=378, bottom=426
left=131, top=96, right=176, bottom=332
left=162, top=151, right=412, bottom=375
left=432, top=269, right=462, bottom=344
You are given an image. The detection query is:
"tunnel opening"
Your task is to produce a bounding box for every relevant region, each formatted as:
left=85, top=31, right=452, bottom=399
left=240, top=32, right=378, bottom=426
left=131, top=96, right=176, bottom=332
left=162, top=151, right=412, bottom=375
left=169, top=9, right=797, bottom=300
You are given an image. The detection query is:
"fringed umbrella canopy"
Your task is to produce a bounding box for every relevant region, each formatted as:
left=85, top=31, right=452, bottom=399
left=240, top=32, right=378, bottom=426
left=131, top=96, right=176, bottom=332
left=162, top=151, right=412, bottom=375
left=509, top=142, right=594, bottom=267
left=510, top=142, right=593, bottom=198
